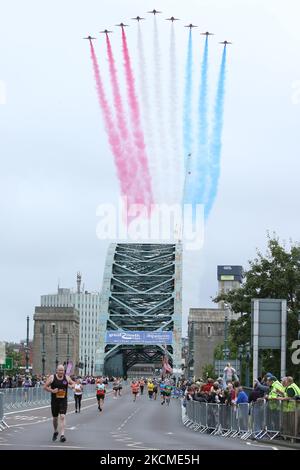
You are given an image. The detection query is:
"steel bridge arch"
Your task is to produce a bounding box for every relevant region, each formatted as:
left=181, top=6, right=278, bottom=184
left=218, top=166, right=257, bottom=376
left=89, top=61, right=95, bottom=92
left=95, top=243, right=182, bottom=376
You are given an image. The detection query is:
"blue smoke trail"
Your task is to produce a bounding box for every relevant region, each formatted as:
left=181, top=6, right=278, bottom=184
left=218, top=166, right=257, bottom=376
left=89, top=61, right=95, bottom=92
left=205, top=46, right=227, bottom=218
left=183, top=31, right=193, bottom=204
left=196, top=36, right=209, bottom=204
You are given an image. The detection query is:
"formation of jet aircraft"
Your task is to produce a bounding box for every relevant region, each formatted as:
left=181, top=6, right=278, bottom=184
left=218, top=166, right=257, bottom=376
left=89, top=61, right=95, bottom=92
left=84, top=10, right=232, bottom=46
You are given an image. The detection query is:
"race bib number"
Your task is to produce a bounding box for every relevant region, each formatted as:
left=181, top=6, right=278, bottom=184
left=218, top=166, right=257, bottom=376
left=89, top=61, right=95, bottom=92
left=56, top=389, right=66, bottom=399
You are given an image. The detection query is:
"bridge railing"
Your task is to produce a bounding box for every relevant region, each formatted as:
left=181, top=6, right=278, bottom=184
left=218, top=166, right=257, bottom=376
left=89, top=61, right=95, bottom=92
left=1, top=384, right=98, bottom=412
left=183, top=399, right=300, bottom=442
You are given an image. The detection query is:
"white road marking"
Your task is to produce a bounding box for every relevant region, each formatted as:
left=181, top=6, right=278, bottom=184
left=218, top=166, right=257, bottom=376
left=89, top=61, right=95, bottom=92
left=7, top=401, right=101, bottom=428
left=246, top=441, right=277, bottom=450
left=40, top=445, right=85, bottom=449
left=117, top=407, right=140, bottom=431
left=4, top=391, right=113, bottom=416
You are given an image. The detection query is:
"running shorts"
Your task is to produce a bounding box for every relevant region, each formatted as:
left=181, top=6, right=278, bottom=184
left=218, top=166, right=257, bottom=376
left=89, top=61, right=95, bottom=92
left=51, top=398, right=68, bottom=417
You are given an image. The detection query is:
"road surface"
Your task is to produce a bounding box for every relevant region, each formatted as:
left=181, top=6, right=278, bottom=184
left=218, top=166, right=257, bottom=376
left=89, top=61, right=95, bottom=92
left=0, top=387, right=284, bottom=450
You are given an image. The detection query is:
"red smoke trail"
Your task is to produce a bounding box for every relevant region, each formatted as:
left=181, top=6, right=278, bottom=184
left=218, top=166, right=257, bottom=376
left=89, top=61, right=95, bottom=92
left=89, top=41, right=127, bottom=190
left=121, top=28, right=153, bottom=210
left=90, top=41, right=143, bottom=215
left=89, top=40, right=145, bottom=220
left=106, top=35, right=150, bottom=212
left=106, top=35, right=130, bottom=144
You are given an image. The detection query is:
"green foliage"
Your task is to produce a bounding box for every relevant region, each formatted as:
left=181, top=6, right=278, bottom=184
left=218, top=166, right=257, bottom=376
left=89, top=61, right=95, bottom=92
left=202, top=363, right=217, bottom=380
left=213, top=234, right=300, bottom=377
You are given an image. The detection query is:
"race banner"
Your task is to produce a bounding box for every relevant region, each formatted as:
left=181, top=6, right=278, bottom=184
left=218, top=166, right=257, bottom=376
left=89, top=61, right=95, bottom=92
left=105, top=330, right=173, bottom=345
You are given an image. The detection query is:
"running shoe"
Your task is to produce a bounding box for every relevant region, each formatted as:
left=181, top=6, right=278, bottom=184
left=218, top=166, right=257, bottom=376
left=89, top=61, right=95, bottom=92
left=52, top=431, right=58, bottom=441
left=60, top=435, right=66, bottom=442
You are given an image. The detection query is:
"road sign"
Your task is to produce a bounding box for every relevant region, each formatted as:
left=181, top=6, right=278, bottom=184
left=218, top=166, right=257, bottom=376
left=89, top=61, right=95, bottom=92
left=0, top=357, right=13, bottom=370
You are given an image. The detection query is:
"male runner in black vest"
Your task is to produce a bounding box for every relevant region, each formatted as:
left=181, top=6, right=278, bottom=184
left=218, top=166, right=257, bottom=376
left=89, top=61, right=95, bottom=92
left=44, top=364, right=75, bottom=442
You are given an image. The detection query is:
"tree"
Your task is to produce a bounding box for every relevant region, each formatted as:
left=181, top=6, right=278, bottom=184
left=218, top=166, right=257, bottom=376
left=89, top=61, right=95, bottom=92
left=202, top=364, right=217, bottom=381
left=214, top=234, right=300, bottom=379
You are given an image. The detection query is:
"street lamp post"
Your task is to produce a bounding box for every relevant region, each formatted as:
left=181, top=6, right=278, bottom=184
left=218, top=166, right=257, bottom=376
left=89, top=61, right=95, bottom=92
left=223, top=304, right=230, bottom=360
left=238, top=345, right=243, bottom=384
left=67, top=334, right=70, bottom=365
left=245, top=343, right=251, bottom=387
left=41, top=323, right=46, bottom=376
left=91, top=358, right=94, bottom=377
left=84, top=355, right=87, bottom=376
left=25, top=316, right=30, bottom=373
left=55, top=327, right=59, bottom=368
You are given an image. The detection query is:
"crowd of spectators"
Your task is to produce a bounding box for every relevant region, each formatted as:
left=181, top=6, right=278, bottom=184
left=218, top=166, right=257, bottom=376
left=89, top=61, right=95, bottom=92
left=0, top=374, right=112, bottom=389
left=180, top=371, right=300, bottom=407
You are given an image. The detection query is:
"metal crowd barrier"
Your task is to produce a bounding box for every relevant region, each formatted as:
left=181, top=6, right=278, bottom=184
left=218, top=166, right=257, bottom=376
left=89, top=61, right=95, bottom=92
left=1, top=383, right=98, bottom=412
left=184, top=399, right=300, bottom=442
left=0, top=393, right=9, bottom=431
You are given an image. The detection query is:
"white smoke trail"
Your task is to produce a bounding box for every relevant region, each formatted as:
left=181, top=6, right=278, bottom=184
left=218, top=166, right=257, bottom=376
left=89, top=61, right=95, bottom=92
left=169, top=24, right=183, bottom=206
left=153, top=16, right=170, bottom=205
left=137, top=24, right=160, bottom=205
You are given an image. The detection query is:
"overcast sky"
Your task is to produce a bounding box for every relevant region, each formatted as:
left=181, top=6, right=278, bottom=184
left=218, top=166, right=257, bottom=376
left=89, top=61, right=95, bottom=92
left=1, top=0, right=299, bottom=341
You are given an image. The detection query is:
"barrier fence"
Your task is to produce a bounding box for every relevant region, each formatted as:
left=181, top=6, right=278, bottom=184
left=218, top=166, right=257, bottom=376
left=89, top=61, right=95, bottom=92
left=0, top=393, right=8, bottom=431
left=183, top=399, right=300, bottom=442
left=0, top=384, right=99, bottom=412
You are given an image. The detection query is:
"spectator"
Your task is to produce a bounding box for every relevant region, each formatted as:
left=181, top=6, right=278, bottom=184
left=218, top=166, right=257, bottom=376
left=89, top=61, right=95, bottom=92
left=284, top=376, right=300, bottom=399
left=223, top=363, right=237, bottom=383
left=217, top=377, right=226, bottom=390
left=201, top=378, right=214, bottom=393
left=248, top=381, right=265, bottom=403
left=224, top=382, right=236, bottom=405
left=236, top=386, right=249, bottom=404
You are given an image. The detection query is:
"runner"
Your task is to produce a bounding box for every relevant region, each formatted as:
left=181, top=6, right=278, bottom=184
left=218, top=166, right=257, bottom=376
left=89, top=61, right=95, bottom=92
left=160, top=380, right=166, bottom=405
left=74, top=378, right=83, bottom=413
left=153, top=379, right=158, bottom=400
left=117, top=377, right=123, bottom=396
left=95, top=377, right=106, bottom=412
left=44, top=364, right=75, bottom=443
left=112, top=377, right=119, bottom=399
left=131, top=380, right=139, bottom=402
left=164, top=382, right=173, bottom=406
left=147, top=379, right=154, bottom=399
left=139, top=378, right=145, bottom=395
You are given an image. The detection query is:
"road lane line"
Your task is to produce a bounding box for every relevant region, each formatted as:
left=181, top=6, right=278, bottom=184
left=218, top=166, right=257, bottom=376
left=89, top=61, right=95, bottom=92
left=117, top=407, right=140, bottom=431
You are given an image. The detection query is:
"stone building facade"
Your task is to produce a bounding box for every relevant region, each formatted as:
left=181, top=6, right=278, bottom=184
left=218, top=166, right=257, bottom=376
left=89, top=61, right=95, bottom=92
left=32, top=307, right=79, bottom=375
left=188, top=308, right=225, bottom=380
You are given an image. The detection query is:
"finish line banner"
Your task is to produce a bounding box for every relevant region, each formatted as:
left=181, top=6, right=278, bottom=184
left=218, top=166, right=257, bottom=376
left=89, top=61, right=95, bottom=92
left=105, top=331, right=173, bottom=345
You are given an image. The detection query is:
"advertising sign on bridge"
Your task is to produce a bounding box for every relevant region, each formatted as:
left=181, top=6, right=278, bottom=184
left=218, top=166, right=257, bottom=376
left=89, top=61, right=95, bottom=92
left=106, top=330, right=173, bottom=345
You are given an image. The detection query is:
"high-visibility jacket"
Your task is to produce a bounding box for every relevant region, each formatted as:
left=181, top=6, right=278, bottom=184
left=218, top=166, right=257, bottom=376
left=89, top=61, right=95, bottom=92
left=284, top=382, right=300, bottom=412
left=268, top=380, right=285, bottom=410
left=268, top=380, right=285, bottom=399
left=286, top=382, right=300, bottom=397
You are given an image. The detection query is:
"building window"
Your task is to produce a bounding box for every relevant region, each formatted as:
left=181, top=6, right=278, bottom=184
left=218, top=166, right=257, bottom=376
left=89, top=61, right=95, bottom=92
left=207, top=325, right=212, bottom=337
left=51, top=324, right=56, bottom=334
